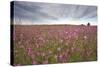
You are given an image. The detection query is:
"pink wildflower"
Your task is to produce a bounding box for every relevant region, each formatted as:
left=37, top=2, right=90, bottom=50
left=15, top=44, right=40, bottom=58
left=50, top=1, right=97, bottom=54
left=27, top=48, right=32, bottom=55
left=32, top=61, right=37, bottom=64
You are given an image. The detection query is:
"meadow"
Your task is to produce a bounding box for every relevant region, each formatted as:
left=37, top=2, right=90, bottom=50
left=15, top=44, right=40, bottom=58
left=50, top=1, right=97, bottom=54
left=13, top=25, right=97, bottom=65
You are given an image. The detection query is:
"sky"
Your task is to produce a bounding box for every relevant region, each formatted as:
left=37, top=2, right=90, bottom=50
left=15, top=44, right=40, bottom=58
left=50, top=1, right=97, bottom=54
left=12, top=1, right=97, bottom=25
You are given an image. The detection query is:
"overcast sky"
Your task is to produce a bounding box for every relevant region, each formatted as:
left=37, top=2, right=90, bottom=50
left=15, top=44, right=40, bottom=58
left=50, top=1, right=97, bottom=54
left=13, top=1, right=97, bottom=25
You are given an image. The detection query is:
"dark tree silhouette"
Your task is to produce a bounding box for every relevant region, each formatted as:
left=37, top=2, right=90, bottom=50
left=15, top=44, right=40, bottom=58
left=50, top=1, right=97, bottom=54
left=81, top=24, right=85, bottom=26
left=87, top=23, right=90, bottom=26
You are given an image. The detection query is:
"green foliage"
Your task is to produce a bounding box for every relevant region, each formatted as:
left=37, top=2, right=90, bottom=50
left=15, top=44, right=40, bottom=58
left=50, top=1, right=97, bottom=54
left=69, top=52, right=82, bottom=62
left=48, top=55, right=57, bottom=64
left=35, top=55, right=45, bottom=64
left=14, top=45, right=32, bottom=65
left=14, top=25, right=97, bottom=65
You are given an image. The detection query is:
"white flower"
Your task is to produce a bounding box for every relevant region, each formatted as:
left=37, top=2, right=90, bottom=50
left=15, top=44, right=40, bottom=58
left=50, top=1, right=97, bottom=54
left=65, top=43, right=68, bottom=46
left=60, top=39, right=63, bottom=43
left=42, top=53, right=45, bottom=56
left=84, top=36, right=87, bottom=39
left=57, top=47, right=61, bottom=51
left=48, top=51, right=52, bottom=54
left=66, top=32, right=68, bottom=34
left=20, top=34, right=23, bottom=37
left=18, top=41, right=21, bottom=45
left=54, top=55, right=58, bottom=59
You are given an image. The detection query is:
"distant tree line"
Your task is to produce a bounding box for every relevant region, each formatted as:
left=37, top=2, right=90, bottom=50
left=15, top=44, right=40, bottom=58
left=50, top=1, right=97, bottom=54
left=81, top=22, right=90, bottom=26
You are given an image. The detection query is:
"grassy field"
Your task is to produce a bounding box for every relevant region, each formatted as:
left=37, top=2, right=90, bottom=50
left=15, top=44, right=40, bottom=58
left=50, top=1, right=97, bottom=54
left=13, top=25, right=97, bottom=66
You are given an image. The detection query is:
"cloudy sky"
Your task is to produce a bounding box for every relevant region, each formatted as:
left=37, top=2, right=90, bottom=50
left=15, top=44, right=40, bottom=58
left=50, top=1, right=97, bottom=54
left=12, top=1, right=97, bottom=25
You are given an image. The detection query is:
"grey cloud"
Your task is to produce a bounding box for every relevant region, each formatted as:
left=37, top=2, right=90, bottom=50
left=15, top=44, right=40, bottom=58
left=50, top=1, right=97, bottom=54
left=13, top=1, right=97, bottom=24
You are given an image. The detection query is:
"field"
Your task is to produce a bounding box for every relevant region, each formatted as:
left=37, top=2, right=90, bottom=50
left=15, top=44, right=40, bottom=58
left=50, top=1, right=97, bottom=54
left=12, top=25, right=97, bottom=65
